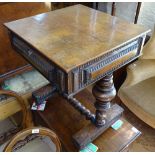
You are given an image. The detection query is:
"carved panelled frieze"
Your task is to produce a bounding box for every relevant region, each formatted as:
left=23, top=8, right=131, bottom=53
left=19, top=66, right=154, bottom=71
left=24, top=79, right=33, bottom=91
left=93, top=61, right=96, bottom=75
left=11, top=32, right=145, bottom=97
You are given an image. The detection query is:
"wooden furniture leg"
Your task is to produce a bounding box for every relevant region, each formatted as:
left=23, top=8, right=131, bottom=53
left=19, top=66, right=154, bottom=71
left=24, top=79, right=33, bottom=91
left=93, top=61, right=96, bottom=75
left=93, top=74, right=116, bottom=126
left=33, top=89, right=142, bottom=152
left=134, top=2, right=142, bottom=24
left=32, top=75, right=124, bottom=149
left=111, top=2, right=116, bottom=16
left=72, top=74, right=123, bottom=149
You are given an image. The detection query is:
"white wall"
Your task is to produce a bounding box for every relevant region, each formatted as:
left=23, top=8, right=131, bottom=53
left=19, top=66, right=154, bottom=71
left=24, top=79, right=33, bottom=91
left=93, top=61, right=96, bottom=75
left=138, top=2, right=155, bottom=34
left=98, top=2, right=155, bottom=35
left=107, top=2, right=137, bottom=23
left=98, top=2, right=137, bottom=23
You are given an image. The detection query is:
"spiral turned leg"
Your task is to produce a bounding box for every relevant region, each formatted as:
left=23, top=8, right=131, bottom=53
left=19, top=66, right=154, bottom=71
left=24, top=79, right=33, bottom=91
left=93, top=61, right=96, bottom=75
left=68, top=97, right=95, bottom=123
left=92, top=74, right=116, bottom=127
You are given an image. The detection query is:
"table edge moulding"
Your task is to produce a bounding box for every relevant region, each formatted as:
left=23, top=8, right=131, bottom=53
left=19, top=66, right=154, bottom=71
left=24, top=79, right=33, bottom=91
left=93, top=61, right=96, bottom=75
left=4, top=4, right=150, bottom=149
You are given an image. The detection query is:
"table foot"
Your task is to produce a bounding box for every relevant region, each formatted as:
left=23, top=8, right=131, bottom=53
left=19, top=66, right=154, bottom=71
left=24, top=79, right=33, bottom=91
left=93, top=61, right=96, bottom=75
left=72, top=104, right=123, bottom=150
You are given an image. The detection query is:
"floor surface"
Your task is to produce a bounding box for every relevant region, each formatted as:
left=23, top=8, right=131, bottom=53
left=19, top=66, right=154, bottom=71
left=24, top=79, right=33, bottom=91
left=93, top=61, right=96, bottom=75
left=0, top=91, right=154, bottom=152
left=117, top=97, right=155, bottom=152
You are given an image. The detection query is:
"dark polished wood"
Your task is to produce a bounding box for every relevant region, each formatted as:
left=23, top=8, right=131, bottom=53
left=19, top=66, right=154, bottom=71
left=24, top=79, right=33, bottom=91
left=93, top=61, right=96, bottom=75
left=134, top=2, right=142, bottom=24
left=32, top=84, right=57, bottom=105
left=33, top=89, right=141, bottom=152
left=31, top=84, right=123, bottom=149
left=5, top=5, right=149, bottom=97
left=33, top=84, right=96, bottom=123
left=111, top=2, right=116, bottom=16
left=68, top=96, right=95, bottom=123
left=0, top=2, right=50, bottom=80
left=5, top=5, right=150, bottom=149
left=93, top=74, right=116, bottom=126
left=73, top=104, right=123, bottom=149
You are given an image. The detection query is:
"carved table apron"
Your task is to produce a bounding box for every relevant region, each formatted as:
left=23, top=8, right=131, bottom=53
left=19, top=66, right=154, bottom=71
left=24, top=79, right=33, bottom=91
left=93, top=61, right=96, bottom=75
left=4, top=4, right=150, bottom=149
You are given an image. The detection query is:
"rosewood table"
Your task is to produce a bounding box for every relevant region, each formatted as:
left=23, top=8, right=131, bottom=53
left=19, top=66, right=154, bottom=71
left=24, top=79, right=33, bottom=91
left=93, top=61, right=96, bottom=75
left=4, top=4, right=150, bottom=149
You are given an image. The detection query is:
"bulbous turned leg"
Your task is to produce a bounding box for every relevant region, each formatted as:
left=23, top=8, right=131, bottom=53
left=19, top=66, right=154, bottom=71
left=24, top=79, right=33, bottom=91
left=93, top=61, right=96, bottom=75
left=92, top=74, right=116, bottom=127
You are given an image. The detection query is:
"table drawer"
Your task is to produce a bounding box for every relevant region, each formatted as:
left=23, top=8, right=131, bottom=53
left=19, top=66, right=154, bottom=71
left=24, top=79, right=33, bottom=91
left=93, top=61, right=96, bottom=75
left=10, top=32, right=144, bottom=96
left=71, top=36, right=144, bottom=94
left=84, top=40, right=139, bottom=82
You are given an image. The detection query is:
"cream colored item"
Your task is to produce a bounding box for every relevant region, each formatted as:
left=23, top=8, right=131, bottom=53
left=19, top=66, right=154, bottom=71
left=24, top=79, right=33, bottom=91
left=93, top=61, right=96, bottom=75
left=140, top=25, right=155, bottom=60
left=118, top=27, right=155, bottom=128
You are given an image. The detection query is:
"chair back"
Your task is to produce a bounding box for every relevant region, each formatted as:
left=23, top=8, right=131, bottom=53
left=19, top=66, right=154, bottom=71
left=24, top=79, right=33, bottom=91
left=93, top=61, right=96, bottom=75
left=0, top=90, right=32, bottom=129
left=0, top=89, right=33, bottom=145
left=4, top=127, right=61, bottom=152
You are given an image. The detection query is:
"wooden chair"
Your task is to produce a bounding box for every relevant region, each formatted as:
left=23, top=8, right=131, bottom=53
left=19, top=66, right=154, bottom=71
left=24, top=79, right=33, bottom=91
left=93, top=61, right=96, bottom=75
left=0, top=70, right=49, bottom=122
left=0, top=89, right=33, bottom=146
left=118, top=26, right=155, bottom=128
left=0, top=70, right=49, bottom=150
left=4, top=127, right=61, bottom=152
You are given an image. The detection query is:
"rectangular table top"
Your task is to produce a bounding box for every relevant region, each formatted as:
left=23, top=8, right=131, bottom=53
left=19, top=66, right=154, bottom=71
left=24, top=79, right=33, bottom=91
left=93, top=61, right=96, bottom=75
left=4, top=4, right=150, bottom=73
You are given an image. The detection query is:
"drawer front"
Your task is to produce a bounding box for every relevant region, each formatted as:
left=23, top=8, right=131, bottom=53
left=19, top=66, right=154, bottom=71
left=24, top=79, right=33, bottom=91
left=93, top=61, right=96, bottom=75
left=71, top=36, right=145, bottom=94
left=84, top=40, right=139, bottom=82
left=10, top=32, right=145, bottom=96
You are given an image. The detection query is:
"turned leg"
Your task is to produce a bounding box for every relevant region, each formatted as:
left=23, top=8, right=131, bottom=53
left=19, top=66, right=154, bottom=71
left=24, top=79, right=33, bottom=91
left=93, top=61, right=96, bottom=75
left=73, top=74, right=123, bottom=149
left=92, top=74, right=116, bottom=126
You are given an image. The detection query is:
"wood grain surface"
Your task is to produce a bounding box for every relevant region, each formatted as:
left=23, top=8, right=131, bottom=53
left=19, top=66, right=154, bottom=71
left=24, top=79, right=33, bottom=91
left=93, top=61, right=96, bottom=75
left=4, top=4, right=150, bottom=72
